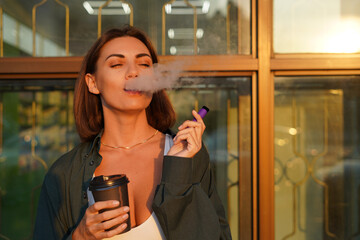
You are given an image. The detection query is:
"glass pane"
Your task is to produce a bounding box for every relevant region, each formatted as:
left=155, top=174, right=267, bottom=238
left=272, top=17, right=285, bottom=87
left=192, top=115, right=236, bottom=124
left=0, top=76, right=252, bottom=239
left=274, top=76, right=360, bottom=240
left=168, top=76, right=252, bottom=239
left=273, top=0, right=360, bottom=53
left=0, top=79, right=78, bottom=239
left=0, top=0, right=251, bottom=57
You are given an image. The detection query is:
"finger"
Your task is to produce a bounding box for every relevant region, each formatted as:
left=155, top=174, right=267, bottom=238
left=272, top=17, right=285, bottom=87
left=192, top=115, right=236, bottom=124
left=94, top=206, right=130, bottom=224
left=173, top=132, right=199, bottom=149
left=99, top=223, right=128, bottom=239
left=174, top=126, right=195, bottom=138
left=89, top=200, right=120, bottom=214
left=97, top=213, right=129, bottom=233
left=177, top=122, right=205, bottom=146
left=178, top=120, right=202, bottom=131
left=179, top=111, right=206, bottom=133
left=192, top=109, right=204, bottom=123
left=83, top=201, right=121, bottom=227
left=192, top=110, right=206, bottom=131
left=174, top=127, right=198, bottom=143
left=174, top=135, right=201, bottom=158
left=192, top=109, right=206, bottom=134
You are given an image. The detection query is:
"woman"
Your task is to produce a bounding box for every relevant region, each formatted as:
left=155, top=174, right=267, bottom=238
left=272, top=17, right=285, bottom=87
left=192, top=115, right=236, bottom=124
left=34, top=25, right=232, bottom=240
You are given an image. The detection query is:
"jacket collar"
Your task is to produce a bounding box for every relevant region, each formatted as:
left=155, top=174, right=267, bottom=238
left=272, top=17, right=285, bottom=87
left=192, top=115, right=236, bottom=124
left=86, top=130, right=103, bottom=156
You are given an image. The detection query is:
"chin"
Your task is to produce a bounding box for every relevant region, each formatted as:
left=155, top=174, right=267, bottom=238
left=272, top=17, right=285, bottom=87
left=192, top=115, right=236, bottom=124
left=122, top=100, right=151, bottom=111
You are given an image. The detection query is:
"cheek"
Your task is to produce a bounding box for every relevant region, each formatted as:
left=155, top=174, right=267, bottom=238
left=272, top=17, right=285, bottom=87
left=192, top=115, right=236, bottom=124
left=96, top=74, right=125, bottom=92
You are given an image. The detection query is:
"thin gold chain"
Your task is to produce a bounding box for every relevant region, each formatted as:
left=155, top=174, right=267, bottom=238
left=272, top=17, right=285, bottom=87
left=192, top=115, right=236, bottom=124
left=100, top=130, right=159, bottom=150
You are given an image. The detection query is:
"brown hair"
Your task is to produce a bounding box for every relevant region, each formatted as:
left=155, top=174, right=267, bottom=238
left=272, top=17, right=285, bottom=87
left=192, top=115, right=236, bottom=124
left=74, top=25, right=176, bottom=142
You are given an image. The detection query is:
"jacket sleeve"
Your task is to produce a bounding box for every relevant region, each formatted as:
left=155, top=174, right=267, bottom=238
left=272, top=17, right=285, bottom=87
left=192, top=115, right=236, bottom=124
left=152, top=145, right=232, bottom=240
left=33, top=173, right=74, bottom=240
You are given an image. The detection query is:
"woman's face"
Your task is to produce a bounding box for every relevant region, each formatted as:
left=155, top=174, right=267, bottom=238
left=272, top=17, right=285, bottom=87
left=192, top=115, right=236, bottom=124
left=86, top=36, right=153, bottom=113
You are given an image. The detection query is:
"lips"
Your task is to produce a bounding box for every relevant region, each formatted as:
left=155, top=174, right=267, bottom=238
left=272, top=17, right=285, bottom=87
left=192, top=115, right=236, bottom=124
left=124, top=88, right=143, bottom=94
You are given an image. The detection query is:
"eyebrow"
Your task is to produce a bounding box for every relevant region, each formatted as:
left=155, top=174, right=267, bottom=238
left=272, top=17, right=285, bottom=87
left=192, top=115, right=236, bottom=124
left=105, top=53, right=151, bottom=61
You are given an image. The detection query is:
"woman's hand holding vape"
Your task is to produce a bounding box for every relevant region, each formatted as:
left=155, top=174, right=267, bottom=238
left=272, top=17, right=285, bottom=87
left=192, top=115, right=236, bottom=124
left=72, top=200, right=129, bottom=239
left=167, top=109, right=206, bottom=158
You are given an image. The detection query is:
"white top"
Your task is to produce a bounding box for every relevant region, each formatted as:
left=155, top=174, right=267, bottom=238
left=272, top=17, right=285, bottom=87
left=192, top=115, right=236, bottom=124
left=87, top=134, right=173, bottom=239
left=103, top=211, right=165, bottom=240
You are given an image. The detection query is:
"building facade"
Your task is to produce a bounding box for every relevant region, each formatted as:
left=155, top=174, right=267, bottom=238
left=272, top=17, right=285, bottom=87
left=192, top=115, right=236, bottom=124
left=0, top=0, right=359, bottom=239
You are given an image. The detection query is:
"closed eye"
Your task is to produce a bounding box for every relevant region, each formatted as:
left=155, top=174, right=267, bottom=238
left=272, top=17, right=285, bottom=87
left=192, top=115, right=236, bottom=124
left=111, top=64, right=123, bottom=68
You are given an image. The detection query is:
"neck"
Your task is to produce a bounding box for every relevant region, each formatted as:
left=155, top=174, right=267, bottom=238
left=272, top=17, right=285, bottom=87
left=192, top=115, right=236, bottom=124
left=101, top=109, right=156, bottom=147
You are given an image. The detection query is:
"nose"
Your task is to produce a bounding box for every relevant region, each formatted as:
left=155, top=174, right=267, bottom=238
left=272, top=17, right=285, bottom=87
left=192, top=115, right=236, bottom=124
left=125, top=63, right=138, bottom=80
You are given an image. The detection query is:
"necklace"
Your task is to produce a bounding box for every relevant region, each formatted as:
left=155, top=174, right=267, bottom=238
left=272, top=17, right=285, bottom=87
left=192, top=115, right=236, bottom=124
left=100, top=130, right=159, bottom=150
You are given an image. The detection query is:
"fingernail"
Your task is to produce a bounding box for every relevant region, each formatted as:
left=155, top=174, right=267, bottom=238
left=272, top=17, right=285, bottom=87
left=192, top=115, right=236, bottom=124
left=122, top=214, right=129, bottom=220
left=113, top=201, right=119, bottom=206
left=121, top=223, right=127, bottom=229
left=123, top=206, right=130, bottom=212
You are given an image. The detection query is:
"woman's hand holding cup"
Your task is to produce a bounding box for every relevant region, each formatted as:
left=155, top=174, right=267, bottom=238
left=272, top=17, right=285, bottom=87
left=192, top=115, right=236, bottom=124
left=72, top=200, right=129, bottom=240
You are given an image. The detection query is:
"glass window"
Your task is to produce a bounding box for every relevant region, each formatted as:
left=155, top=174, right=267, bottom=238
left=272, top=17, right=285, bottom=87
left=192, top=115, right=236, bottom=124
left=0, top=76, right=252, bottom=239
left=274, top=76, right=360, bottom=239
left=0, top=0, right=251, bottom=57
left=0, top=79, right=77, bottom=239
left=273, top=0, right=360, bottom=53
left=168, top=76, right=252, bottom=239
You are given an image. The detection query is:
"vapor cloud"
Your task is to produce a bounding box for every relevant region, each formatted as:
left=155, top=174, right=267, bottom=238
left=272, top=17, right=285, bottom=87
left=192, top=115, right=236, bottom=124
left=124, top=61, right=187, bottom=93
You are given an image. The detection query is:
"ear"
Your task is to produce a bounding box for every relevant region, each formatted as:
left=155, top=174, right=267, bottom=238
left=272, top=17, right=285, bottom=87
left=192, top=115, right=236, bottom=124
left=85, top=73, right=100, bottom=94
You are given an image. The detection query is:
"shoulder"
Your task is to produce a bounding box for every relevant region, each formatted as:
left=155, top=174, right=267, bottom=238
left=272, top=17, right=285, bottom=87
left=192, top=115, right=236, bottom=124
left=43, top=142, right=92, bottom=185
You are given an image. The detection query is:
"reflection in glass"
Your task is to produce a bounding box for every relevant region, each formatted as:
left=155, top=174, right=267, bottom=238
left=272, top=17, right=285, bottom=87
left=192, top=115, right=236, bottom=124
left=273, top=0, right=360, bottom=53
left=275, top=76, right=360, bottom=240
left=162, top=0, right=251, bottom=55
left=0, top=0, right=251, bottom=57
left=0, top=76, right=251, bottom=239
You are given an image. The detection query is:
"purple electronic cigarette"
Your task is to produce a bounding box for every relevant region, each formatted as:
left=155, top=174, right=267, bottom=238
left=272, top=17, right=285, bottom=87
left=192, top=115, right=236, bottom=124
left=193, top=106, right=209, bottom=121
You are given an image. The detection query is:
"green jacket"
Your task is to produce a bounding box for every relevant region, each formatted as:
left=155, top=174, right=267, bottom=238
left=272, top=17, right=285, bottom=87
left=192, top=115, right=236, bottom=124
left=33, top=132, right=232, bottom=240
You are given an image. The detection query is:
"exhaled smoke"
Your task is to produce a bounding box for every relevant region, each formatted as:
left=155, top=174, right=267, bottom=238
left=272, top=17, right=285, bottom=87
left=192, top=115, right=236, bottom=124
left=124, top=61, right=190, bottom=93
